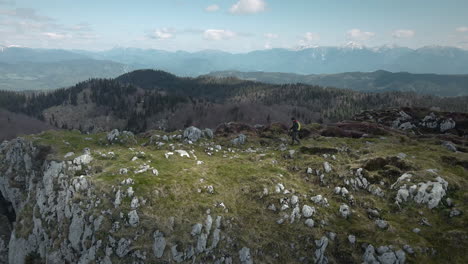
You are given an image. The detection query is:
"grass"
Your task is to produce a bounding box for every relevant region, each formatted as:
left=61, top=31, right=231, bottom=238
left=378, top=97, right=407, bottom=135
left=19, top=129, right=468, bottom=263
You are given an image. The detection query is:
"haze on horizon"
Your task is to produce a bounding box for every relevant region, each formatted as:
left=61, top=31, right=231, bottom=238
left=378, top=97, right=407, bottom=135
left=1, top=0, right=468, bottom=52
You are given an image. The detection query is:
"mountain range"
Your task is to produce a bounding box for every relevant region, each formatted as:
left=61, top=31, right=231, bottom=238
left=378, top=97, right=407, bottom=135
left=1, top=45, right=468, bottom=94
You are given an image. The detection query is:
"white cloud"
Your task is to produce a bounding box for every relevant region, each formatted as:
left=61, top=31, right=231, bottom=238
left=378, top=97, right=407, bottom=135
left=264, top=33, right=278, bottom=39
left=297, top=32, right=320, bottom=47
left=204, top=29, right=236, bottom=40
left=456, top=26, right=468, bottom=32
left=205, top=4, right=219, bottom=12
left=230, top=0, right=266, bottom=14
left=346, top=29, right=375, bottom=41
left=43, top=32, right=71, bottom=40
left=304, top=32, right=320, bottom=42
left=392, top=29, right=415, bottom=38
left=149, top=28, right=175, bottom=40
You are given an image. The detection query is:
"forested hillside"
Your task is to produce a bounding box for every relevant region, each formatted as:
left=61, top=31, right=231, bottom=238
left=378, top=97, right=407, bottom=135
left=1, top=70, right=467, bottom=135
left=207, top=70, right=468, bottom=97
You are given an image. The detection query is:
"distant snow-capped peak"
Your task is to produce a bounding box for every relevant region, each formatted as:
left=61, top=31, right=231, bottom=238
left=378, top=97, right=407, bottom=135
left=342, top=41, right=365, bottom=50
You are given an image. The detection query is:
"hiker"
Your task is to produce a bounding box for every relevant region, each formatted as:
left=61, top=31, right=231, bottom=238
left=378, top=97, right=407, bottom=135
left=290, top=117, right=301, bottom=145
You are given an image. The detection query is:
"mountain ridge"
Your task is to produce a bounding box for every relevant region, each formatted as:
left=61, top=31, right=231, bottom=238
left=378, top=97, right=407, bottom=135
left=206, top=70, right=468, bottom=97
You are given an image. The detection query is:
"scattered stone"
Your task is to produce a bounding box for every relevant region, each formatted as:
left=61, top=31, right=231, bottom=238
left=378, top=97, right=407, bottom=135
left=314, top=236, right=329, bottom=264
left=175, top=150, right=190, bottom=158
left=64, top=152, right=74, bottom=158
left=153, top=231, right=166, bottom=258
left=116, top=238, right=131, bottom=257
left=305, top=219, right=315, bottom=228
left=348, top=235, right=356, bottom=244
left=191, top=223, right=203, bottom=236
left=275, top=183, right=285, bottom=193
left=127, top=187, right=134, bottom=197
left=232, top=134, right=247, bottom=145
left=128, top=210, right=139, bottom=227
left=184, top=126, right=202, bottom=142
left=339, top=204, right=351, bottom=219
left=397, top=153, right=407, bottom=159
left=442, top=141, right=457, bottom=152
left=375, top=220, right=389, bottom=229
left=203, top=128, right=214, bottom=139
left=449, top=209, right=461, bottom=218
left=311, top=195, right=329, bottom=207
left=302, top=205, right=315, bottom=218
left=207, top=185, right=215, bottom=194
left=412, top=228, right=421, bottom=234
left=239, top=247, right=253, bottom=264
left=440, top=118, right=456, bottom=132
left=130, top=197, right=139, bottom=209
left=323, top=162, right=332, bottom=173
left=119, top=168, right=128, bottom=174
left=291, top=195, right=299, bottom=205
left=403, top=245, right=414, bottom=254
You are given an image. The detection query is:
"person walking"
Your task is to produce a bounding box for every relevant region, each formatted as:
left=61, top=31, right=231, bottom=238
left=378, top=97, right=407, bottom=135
left=290, top=117, right=301, bottom=145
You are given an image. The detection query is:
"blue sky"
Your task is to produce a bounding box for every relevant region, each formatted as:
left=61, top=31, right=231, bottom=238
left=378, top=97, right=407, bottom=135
left=1, top=0, right=468, bottom=52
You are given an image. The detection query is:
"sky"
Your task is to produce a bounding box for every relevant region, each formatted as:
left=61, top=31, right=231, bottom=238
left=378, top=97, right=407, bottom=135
left=1, top=0, right=468, bottom=52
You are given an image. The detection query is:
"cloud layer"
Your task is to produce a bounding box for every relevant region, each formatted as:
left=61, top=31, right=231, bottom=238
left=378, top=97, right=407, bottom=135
left=346, top=29, right=375, bottom=41
left=230, top=0, right=266, bottom=14
left=204, top=29, right=236, bottom=40
left=392, top=29, right=415, bottom=38
left=205, top=4, right=219, bottom=12
left=148, top=28, right=175, bottom=40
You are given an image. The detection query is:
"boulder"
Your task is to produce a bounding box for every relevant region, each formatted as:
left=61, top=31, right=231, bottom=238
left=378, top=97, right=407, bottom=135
left=202, top=128, right=214, bottom=139
left=302, top=205, right=315, bottom=218
left=339, top=204, right=351, bottom=219
left=153, top=231, right=166, bottom=258
left=375, top=220, right=389, bottom=229
left=239, top=247, right=253, bottom=264
left=107, top=129, right=136, bottom=145
left=232, top=134, right=247, bottom=145
left=314, top=236, right=329, bottom=264
left=305, top=219, right=315, bottom=228
left=440, top=118, right=456, bottom=132
left=128, top=210, right=139, bottom=227
left=183, top=126, right=202, bottom=142
left=442, top=141, right=457, bottom=152
left=323, top=162, right=332, bottom=173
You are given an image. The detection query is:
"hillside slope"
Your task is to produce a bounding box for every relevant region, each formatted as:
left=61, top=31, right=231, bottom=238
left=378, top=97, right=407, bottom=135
left=0, top=113, right=467, bottom=263
left=1, top=70, right=468, bottom=139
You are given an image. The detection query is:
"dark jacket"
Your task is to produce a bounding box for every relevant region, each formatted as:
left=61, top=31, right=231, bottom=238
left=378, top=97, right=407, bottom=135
left=291, top=120, right=299, bottom=132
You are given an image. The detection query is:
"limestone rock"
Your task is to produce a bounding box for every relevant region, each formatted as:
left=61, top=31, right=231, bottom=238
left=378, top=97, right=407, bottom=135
left=184, top=126, right=202, bottom=142
left=232, top=134, right=247, bottom=145
left=323, top=162, right=332, bottom=173
left=314, top=236, right=329, bottom=264
left=239, top=247, right=253, bottom=264
left=442, top=141, right=457, bottom=152
left=128, top=210, right=139, bottom=227
left=203, top=128, right=214, bottom=139
left=116, top=238, right=131, bottom=257
left=302, top=205, right=315, bottom=218
left=305, top=219, right=315, bottom=228
left=375, top=220, right=389, bottom=229
left=440, top=118, right=456, bottom=132
left=339, top=204, right=351, bottom=219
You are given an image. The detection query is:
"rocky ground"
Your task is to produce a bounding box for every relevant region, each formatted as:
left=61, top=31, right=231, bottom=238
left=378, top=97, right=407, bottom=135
left=0, top=109, right=467, bottom=264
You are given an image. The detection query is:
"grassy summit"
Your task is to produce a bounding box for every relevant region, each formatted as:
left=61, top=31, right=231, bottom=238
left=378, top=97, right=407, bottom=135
left=19, top=126, right=468, bottom=263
